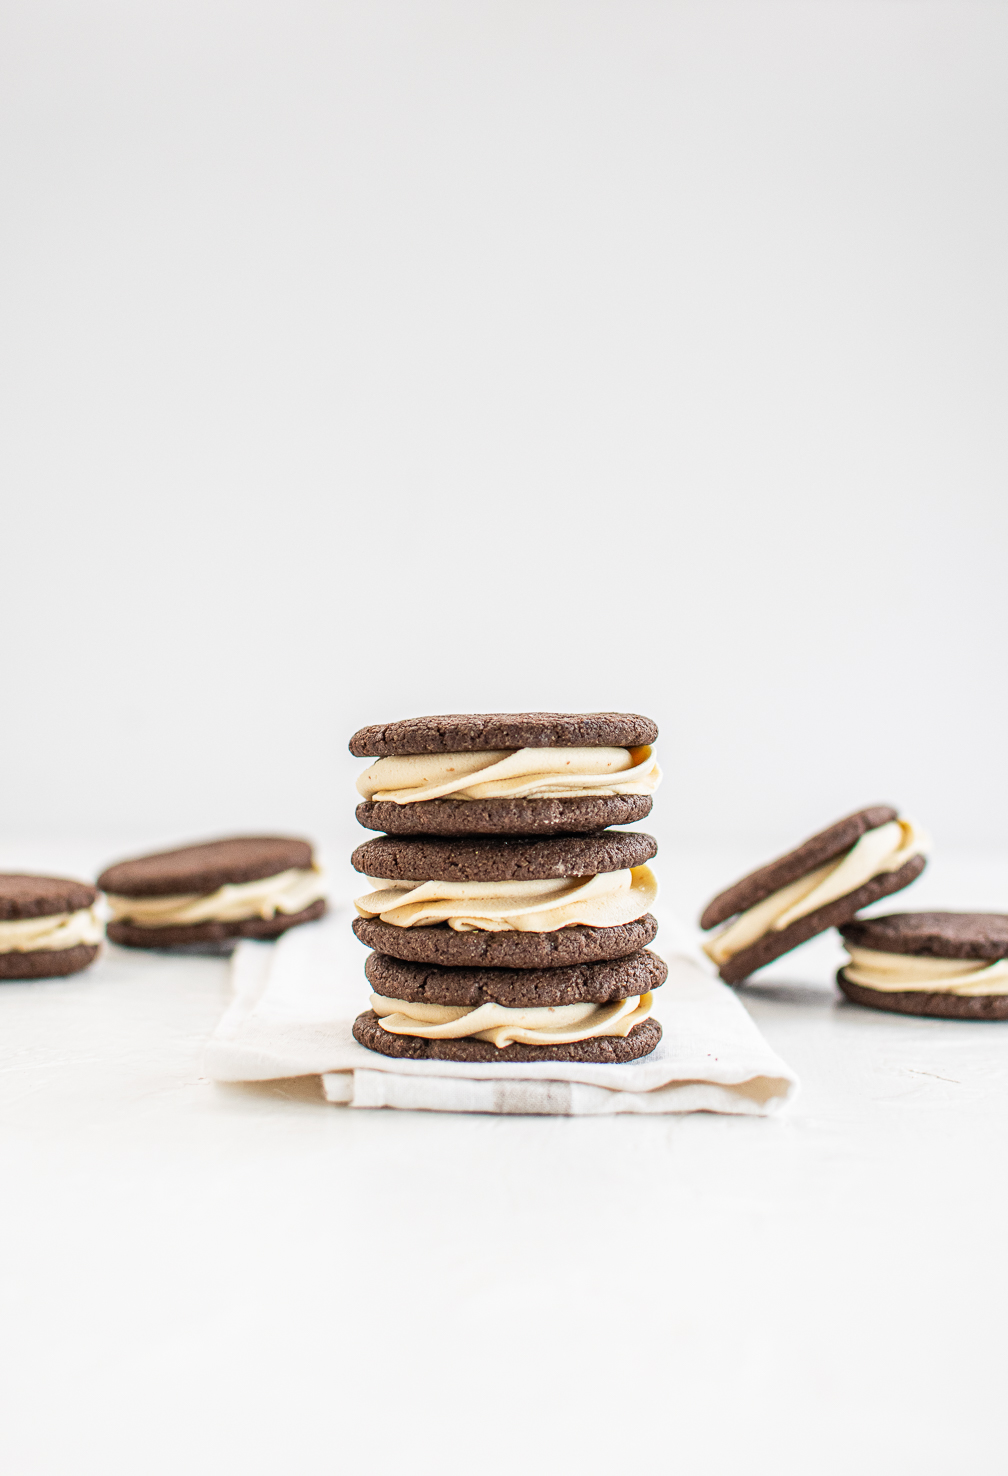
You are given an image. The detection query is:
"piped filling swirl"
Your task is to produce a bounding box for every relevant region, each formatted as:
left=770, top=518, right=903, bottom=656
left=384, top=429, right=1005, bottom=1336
left=842, top=945, right=1008, bottom=996
left=354, top=865, right=658, bottom=933
left=371, top=990, right=655, bottom=1047
left=106, top=867, right=327, bottom=928
left=356, top=745, right=661, bottom=804
left=0, top=906, right=103, bottom=953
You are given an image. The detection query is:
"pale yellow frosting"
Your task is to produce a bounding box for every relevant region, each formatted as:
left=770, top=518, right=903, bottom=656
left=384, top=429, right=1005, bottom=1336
left=703, top=819, right=928, bottom=966
left=371, top=989, right=654, bottom=1047
left=354, top=864, right=657, bottom=933
left=106, top=867, right=327, bottom=928
left=356, top=745, right=662, bottom=804
left=843, top=944, right=1008, bottom=996
left=0, top=905, right=104, bottom=953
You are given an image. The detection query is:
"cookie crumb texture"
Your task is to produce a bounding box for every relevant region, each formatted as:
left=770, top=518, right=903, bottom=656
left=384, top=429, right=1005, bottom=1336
left=352, top=914, right=659, bottom=968
left=352, top=831, right=657, bottom=883
left=364, top=947, right=667, bottom=1008
left=355, top=794, right=653, bottom=837
left=97, top=836, right=314, bottom=899
left=840, top=911, right=1008, bottom=961
left=349, top=712, right=658, bottom=758
left=352, top=1009, right=662, bottom=1063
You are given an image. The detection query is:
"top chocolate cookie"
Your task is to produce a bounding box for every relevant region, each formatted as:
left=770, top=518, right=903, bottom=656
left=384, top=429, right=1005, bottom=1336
left=700, top=806, right=899, bottom=930
left=0, top=874, right=99, bottom=921
left=841, top=911, right=1008, bottom=961
left=98, top=836, right=315, bottom=898
left=349, top=711, right=658, bottom=758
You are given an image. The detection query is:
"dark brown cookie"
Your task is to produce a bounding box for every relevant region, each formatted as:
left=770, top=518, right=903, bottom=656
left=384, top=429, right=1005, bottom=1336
left=353, top=1009, right=662, bottom=1063
left=840, top=911, right=1008, bottom=960
left=97, top=836, right=315, bottom=898
left=837, top=971, right=1008, bottom=1020
left=716, top=855, right=926, bottom=984
left=353, top=913, right=659, bottom=968
left=355, top=793, right=653, bottom=837
left=0, top=874, right=98, bottom=920
left=364, top=947, right=667, bottom=1008
left=349, top=712, right=658, bottom=758
left=700, top=806, right=900, bottom=930
left=0, top=945, right=100, bottom=980
left=352, top=831, right=657, bottom=883
left=107, top=900, right=326, bottom=950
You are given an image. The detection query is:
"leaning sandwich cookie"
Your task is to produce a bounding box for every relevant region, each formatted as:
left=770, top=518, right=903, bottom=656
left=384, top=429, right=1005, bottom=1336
left=98, top=836, right=327, bottom=949
left=0, top=874, right=104, bottom=979
left=838, top=912, right=1008, bottom=1020
left=351, top=710, right=660, bottom=836
left=700, top=806, right=928, bottom=984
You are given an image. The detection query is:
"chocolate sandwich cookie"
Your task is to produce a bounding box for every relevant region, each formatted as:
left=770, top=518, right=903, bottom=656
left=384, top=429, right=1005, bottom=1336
left=838, top=912, right=1008, bottom=1020
left=700, top=806, right=928, bottom=984
left=365, top=947, right=668, bottom=1008
left=355, top=793, right=653, bottom=837
left=353, top=832, right=659, bottom=967
left=352, top=913, right=659, bottom=968
left=352, top=830, right=657, bottom=883
left=351, top=711, right=660, bottom=837
left=98, top=835, right=327, bottom=949
left=350, top=712, right=658, bottom=757
left=0, top=874, right=102, bottom=980
left=353, top=1011, right=662, bottom=1063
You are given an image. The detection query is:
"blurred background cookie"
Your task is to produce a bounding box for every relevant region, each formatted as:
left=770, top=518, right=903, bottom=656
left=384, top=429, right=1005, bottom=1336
left=0, top=875, right=103, bottom=979
left=98, top=836, right=327, bottom=949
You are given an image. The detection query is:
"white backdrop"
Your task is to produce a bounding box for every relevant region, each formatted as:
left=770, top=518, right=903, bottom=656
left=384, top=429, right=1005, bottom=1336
left=2, top=0, right=1006, bottom=866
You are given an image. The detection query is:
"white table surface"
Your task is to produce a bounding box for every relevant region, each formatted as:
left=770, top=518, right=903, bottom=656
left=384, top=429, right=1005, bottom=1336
left=2, top=839, right=1007, bottom=1476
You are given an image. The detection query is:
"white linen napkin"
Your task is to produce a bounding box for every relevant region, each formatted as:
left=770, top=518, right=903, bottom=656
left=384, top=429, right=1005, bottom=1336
left=204, top=910, right=799, bottom=1116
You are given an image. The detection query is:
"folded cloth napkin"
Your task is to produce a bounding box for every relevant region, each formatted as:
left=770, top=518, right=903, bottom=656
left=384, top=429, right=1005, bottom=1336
left=204, top=911, right=799, bottom=1116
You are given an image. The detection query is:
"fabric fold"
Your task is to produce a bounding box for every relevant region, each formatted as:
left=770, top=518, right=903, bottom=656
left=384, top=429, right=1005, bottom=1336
left=203, top=911, right=799, bottom=1117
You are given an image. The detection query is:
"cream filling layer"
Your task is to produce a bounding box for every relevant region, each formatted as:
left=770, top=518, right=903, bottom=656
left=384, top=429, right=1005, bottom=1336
left=371, top=990, right=654, bottom=1047
left=843, top=945, right=1008, bottom=996
left=0, top=906, right=103, bottom=953
left=106, top=867, right=327, bottom=928
left=356, top=745, right=662, bottom=804
left=354, top=864, right=658, bottom=933
left=703, top=819, right=928, bottom=966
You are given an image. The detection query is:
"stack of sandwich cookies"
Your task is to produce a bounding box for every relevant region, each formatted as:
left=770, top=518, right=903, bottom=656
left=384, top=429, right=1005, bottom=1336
left=0, top=875, right=103, bottom=979
left=98, top=836, right=327, bottom=949
left=701, top=806, right=928, bottom=984
left=839, top=912, right=1008, bottom=1020
left=349, top=711, right=664, bottom=1064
